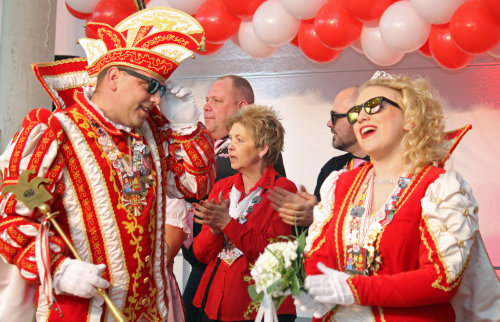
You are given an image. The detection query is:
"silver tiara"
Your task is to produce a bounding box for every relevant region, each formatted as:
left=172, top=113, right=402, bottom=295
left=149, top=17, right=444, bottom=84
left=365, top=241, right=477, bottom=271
left=371, top=71, right=394, bottom=80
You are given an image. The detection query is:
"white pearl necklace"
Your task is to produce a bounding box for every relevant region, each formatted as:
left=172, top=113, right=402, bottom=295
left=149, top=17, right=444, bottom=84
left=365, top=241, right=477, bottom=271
left=373, top=177, right=399, bottom=185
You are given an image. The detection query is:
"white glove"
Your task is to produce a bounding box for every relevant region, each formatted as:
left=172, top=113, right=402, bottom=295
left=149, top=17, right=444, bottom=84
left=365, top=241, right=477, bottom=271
left=305, top=262, right=355, bottom=306
left=53, top=258, right=110, bottom=298
left=160, top=80, right=200, bottom=133
left=293, top=290, right=334, bottom=318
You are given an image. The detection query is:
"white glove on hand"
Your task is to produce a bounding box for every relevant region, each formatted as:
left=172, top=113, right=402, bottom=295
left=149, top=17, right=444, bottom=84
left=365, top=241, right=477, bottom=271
left=160, top=80, right=200, bottom=133
left=53, top=258, right=110, bottom=298
left=305, top=262, right=355, bottom=306
left=294, top=290, right=334, bottom=319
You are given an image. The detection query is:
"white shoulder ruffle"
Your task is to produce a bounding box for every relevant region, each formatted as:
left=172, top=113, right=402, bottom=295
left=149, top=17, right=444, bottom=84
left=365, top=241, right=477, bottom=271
left=421, top=170, right=479, bottom=284
left=305, top=169, right=347, bottom=253
left=165, top=197, right=190, bottom=235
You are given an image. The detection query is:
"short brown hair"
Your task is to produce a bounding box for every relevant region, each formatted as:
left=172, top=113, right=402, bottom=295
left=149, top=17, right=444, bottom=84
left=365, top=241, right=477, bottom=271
left=226, top=105, right=284, bottom=165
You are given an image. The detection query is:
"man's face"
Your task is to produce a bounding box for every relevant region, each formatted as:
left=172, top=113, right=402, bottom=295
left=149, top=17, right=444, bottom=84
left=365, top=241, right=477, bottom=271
left=113, top=68, right=162, bottom=129
left=203, top=78, right=240, bottom=140
left=327, top=88, right=358, bottom=152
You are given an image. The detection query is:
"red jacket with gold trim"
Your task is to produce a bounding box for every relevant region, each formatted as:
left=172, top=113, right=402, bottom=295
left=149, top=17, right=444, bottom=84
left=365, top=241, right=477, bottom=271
left=305, top=164, right=481, bottom=322
left=0, top=89, right=216, bottom=321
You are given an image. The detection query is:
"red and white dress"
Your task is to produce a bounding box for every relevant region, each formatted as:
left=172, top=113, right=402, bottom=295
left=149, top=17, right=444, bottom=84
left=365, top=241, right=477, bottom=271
left=0, top=79, right=216, bottom=321
left=305, top=164, right=499, bottom=322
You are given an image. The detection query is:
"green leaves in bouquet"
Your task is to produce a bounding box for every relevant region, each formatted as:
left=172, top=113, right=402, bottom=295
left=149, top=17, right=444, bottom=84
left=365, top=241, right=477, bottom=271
left=245, top=228, right=308, bottom=318
left=245, top=277, right=264, bottom=319
left=281, top=229, right=307, bottom=296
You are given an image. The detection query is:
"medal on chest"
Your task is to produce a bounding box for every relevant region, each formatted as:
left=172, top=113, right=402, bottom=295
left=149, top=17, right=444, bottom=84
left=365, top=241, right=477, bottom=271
left=92, top=120, right=155, bottom=217
left=345, top=244, right=368, bottom=275
left=344, top=172, right=411, bottom=276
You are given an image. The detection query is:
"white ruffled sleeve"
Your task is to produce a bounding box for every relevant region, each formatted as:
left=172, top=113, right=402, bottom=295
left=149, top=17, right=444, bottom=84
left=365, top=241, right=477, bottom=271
left=305, top=169, right=347, bottom=253
left=164, top=197, right=190, bottom=237
left=421, top=170, right=479, bottom=283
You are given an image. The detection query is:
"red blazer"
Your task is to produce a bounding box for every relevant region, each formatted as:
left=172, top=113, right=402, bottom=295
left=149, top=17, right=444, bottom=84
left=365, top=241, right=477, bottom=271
left=193, top=166, right=297, bottom=321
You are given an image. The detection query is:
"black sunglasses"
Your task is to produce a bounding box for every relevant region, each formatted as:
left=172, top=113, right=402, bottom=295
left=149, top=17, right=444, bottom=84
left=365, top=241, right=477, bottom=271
left=118, top=68, right=166, bottom=97
left=346, top=96, right=400, bottom=124
left=330, top=111, right=348, bottom=125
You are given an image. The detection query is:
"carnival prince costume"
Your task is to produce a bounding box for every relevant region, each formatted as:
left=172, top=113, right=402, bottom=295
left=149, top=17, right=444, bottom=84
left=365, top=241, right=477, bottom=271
left=0, top=8, right=216, bottom=322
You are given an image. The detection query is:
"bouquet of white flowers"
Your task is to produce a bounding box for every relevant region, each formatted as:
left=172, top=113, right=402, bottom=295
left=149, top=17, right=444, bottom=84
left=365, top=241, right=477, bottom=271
left=245, top=231, right=306, bottom=321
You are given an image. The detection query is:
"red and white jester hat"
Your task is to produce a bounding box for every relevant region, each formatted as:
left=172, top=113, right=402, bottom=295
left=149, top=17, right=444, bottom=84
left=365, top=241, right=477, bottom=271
left=80, top=7, right=205, bottom=83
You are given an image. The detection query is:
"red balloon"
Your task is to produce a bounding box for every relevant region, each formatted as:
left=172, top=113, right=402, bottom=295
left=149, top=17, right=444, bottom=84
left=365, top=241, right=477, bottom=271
left=65, top=3, right=91, bottom=20
left=482, top=0, right=500, bottom=21
left=429, top=24, right=474, bottom=70
left=315, top=0, right=362, bottom=50
left=222, top=0, right=265, bottom=18
left=87, top=0, right=136, bottom=27
left=298, top=20, right=342, bottom=63
left=450, top=0, right=500, bottom=54
left=342, top=0, right=398, bottom=23
left=418, top=37, right=432, bottom=57
left=195, top=41, right=225, bottom=56
left=195, top=0, right=241, bottom=44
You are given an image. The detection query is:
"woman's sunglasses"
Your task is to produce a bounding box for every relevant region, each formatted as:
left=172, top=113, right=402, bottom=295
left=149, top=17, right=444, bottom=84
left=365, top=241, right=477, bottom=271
left=346, top=96, right=400, bottom=124
left=118, top=68, right=166, bottom=97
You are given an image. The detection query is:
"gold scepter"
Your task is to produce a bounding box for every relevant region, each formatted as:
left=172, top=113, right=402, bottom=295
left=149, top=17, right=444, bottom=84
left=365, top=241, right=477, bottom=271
left=1, top=170, right=128, bottom=322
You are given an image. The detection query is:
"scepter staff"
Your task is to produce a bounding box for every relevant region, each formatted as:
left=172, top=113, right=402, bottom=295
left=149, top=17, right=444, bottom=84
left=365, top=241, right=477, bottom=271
left=132, top=0, right=146, bottom=11
left=1, top=170, right=128, bottom=322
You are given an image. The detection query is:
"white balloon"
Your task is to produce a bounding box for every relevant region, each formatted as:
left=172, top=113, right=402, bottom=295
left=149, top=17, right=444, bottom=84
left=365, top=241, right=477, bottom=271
left=361, top=25, right=404, bottom=66
left=380, top=1, right=431, bottom=53
left=410, top=0, right=465, bottom=24
left=146, top=0, right=171, bottom=8
left=168, top=0, right=205, bottom=15
left=252, top=0, right=300, bottom=47
left=488, top=41, right=500, bottom=59
left=351, top=38, right=364, bottom=54
left=280, top=0, right=328, bottom=19
left=66, top=0, right=100, bottom=14
left=238, top=21, right=280, bottom=59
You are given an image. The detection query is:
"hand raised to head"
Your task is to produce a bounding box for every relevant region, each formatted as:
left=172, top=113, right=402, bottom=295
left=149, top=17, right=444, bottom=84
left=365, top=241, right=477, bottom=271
left=160, top=80, right=199, bottom=132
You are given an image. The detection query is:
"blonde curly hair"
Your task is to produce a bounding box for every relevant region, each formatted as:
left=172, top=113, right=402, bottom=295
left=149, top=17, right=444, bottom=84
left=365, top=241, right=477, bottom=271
left=359, top=74, right=448, bottom=172
left=226, top=105, right=284, bottom=166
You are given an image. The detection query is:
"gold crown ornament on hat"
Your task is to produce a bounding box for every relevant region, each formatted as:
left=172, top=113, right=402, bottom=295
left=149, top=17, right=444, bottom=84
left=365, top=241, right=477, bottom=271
left=79, top=7, right=205, bottom=82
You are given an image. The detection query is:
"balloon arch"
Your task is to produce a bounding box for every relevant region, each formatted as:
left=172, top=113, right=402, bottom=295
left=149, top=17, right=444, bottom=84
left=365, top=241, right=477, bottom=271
left=65, top=0, right=500, bottom=69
